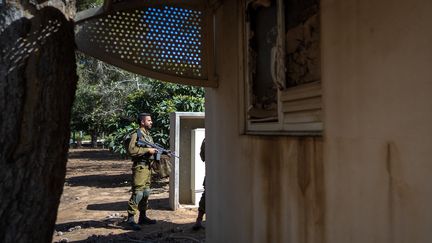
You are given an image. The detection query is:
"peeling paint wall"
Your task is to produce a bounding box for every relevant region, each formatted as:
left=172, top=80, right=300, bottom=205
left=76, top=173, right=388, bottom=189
left=206, top=1, right=324, bottom=242
left=207, top=0, right=432, bottom=242
left=251, top=137, right=324, bottom=243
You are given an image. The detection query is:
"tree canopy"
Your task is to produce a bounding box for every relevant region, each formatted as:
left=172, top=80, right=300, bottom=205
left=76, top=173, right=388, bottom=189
left=73, top=0, right=205, bottom=154
left=72, top=53, right=205, bottom=155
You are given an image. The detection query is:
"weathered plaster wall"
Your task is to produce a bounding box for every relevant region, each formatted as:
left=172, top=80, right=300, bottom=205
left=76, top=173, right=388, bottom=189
left=206, top=2, right=250, bottom=241
left=179, top=118, right=205, bottom=204
left=207, top=0, right=432, bottom=242
left=206, top=1, right=324, bottom=243
left=321, top=0, right=432, bottom=242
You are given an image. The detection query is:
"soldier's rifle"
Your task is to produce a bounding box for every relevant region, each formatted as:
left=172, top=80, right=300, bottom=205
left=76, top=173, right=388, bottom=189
left=136, top=140, right=180, bottom=161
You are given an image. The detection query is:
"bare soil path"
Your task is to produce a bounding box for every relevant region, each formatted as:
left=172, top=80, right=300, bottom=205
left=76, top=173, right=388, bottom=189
left=52, top=149, right=205, bottom=243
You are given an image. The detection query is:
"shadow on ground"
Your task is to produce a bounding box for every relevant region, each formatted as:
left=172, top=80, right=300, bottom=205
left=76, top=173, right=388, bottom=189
left=66, top=174, right=169, bottom=189
left=68, top=149, right=127, bottom=161
left=86, top=198, right=170, bottom=212
left=87, top=201, right=128, bottom=211
left=55, top=219, right=206, bottom=243
left=66, top=174, right=131, bottom=188
left=55, top=219, right=123, bottom=232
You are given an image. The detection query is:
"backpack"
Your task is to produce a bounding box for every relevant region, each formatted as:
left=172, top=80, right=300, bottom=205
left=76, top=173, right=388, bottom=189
left=151, top=154, right=172, bottom=178
left=122, top=133, right=132, bottom=156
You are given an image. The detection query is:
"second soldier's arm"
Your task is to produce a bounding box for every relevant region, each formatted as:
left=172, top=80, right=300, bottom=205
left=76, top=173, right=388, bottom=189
left=200, top=139, right=205, bottom=162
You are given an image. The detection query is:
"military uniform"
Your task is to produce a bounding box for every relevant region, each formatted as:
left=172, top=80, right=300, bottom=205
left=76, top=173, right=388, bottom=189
left=127, top=127, right=154, bottom=221
left=198, top=139, right=206, bottom=214
left=193, top=139, right=206, bottom=230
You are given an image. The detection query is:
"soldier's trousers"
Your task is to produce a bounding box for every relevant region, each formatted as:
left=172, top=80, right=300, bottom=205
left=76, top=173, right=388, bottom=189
left=127, top=163, right=151, bottom=215
left=198, top=177, right=206, bottom=214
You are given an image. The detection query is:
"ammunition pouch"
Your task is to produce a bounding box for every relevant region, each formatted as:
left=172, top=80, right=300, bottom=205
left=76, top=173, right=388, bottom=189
left=151, top=154, right=172, bottom=178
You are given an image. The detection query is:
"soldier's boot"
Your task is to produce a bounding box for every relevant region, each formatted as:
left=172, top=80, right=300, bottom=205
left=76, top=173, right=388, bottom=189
left=126, top=213, right=141, bottom=231
left=138, top=211, right=157, bottom=225
left=192, top=211, right=205, bottom=230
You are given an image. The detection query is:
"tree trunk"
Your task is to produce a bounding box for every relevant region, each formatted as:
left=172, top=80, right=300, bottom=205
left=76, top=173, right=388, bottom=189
left=91, top=132, right=98, bottom=148
left=77, top=130, right=82, bottom=147
left=72, top=131, right=76, bottom=148
left=0, top=3, right=77, bottom=243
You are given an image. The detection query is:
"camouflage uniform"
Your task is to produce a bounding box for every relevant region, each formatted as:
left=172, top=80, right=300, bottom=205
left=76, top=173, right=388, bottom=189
left=198, top=139, right=206, bottom=214
left=127, top=127, right=154, bottom=216
left=193, top=139, right=206, bottom=230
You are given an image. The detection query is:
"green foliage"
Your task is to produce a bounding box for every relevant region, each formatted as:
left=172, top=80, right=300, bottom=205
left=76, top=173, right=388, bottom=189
left=76, top=0, right=103, bottom=11
left=72, top=0, right=204, bottom=151
left=72, top=53, right=205, bottom=155
left=72, top=54, right=146, bottom=139
left=105, top=123, right=138, bottom=158
left=71, top=81, right=103, bottom=133
left=122, top=80, right=204, bottom=147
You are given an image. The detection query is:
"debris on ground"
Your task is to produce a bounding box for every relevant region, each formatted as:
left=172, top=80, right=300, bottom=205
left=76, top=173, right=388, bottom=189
left=52, top=149, right=205, bottom=243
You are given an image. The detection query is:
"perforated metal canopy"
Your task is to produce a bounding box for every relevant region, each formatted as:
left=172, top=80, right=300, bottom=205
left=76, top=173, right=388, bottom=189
left=75, top=0, right=218, bottom=87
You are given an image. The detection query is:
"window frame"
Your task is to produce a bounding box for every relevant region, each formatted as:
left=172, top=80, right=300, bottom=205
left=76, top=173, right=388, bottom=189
left=240, top=0, right=323, bottom=136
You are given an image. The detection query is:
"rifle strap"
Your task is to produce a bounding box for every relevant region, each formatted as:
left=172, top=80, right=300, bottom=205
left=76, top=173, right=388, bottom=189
left=137, top=129, right=157, bottom=160
left=137, top=128, right=143, bottom=143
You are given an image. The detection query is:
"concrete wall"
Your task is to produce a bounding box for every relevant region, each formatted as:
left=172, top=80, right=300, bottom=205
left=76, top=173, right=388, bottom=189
left=178, top=118, right=205, bottom=203
left=191, top=129, right=205, bottom=206
left=169, top=112, right=204, bottom=209
left=206, top=0, right=432, bottom=243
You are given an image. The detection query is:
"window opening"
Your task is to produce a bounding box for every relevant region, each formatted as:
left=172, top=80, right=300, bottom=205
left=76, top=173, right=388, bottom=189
left=285, top=0, right=320, bottom=88
left=244, top=0, right=322, bottom=134
left=246, top=2, right=278, bottom=122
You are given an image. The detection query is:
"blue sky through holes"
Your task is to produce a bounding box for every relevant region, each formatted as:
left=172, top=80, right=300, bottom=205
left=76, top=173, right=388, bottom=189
left=142, top=6, right=203, bottom=75
left=85, top=5, right=205, bottom=77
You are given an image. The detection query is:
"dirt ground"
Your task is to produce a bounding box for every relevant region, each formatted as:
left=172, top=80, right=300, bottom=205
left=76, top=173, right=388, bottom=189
left=52, top=149, right=205, bottom=243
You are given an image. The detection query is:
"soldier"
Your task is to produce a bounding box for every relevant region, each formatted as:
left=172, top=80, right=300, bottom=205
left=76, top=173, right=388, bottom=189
left=193, top=138, right=206, bottom=230
left=126, top=113, right=158, bottom=230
